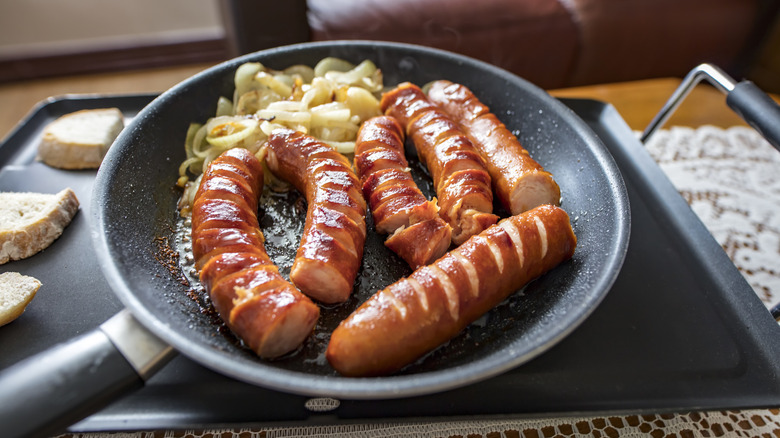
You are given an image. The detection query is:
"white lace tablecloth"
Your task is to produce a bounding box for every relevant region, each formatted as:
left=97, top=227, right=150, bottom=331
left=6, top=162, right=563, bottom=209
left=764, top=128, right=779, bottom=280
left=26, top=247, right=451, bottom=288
left=57, top=126, right=780, bottom=437
left=645, top=126, right=780, bottom=310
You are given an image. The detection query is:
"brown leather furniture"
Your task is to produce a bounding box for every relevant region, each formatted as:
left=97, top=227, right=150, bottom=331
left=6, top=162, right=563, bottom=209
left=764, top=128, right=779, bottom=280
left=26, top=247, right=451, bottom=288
left=220, top=0, right=779, bottom=89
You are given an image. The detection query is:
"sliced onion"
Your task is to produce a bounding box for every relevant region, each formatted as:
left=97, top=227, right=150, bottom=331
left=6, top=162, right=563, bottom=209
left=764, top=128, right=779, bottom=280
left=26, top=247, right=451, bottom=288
left=344, top=86, right=381, bottom=122
left=205, top=117, right=259, bottom=148
left=215, top=96, right=233, bottom=117
left=311, top=109, right=353, bottom=126
left=272, top=73, right=295, bottom=88
left=266, top=100, right=306, bottom=112
left=301, top=78, right=335, bottom=108
left=259, top=120, right=287, bottom=136
left=324, top=140, right=356, bottom=154
left=236, top=88, right=284, bottom=115
left=184, top=123, right=202, bottom=159
left=313, top=124, right=358, bottom=142
left=324, top=60, right=377, bottom=86
left=234, top=62, right=264, bottom=98
left=178, top=156, right=202, bottom=179
left=191, top=124, right=210, bottom=158
left=179, top=57, right=387, bottom=215
left=256, top=109, right=311, bottom=125
left=255, top=72, right=292, bottom=98
left=360, top=68, right=384, bottom=93
left=284, top=64, right=315, bottom=83
left=310, top=101, right=348, bottom=112
left=314, top=57, right=355, bottom=77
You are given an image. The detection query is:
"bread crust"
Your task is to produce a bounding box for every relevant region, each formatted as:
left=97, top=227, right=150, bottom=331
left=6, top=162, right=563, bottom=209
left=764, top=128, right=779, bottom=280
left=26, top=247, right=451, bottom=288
left=0, top=272, right=42, bottom=326
left=0, top=188, right=80, bottom=264
left=37, top=108, right=124, bottom=169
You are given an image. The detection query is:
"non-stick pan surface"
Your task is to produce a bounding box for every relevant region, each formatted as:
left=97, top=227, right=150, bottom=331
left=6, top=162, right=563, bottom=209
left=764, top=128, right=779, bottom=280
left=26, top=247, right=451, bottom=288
left=92, top=41, right=629, bottom=398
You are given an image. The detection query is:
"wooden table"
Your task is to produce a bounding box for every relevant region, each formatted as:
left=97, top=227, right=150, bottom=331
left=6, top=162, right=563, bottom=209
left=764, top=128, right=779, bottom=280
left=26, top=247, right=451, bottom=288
left=0, top=62, right=762, bottom=143
left=0, top=64, right=212, bottom=142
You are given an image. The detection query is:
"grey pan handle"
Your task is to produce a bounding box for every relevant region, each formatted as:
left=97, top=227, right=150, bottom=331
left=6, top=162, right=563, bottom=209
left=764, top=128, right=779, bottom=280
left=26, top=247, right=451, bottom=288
left=726, top=80, right=780, bottom=152
left=0, top=309, right=174, bottom=438
left=641, top=63, right=780, bottom=152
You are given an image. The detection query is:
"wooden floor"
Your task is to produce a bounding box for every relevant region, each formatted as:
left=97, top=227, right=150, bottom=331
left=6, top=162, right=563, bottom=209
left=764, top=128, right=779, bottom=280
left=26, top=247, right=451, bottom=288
left=0, top=62, right=772, bottom=143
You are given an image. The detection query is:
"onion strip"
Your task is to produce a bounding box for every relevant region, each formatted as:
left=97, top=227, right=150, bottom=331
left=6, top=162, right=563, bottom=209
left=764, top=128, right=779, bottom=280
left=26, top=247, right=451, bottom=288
left=177, top=57, right=385, bottom=215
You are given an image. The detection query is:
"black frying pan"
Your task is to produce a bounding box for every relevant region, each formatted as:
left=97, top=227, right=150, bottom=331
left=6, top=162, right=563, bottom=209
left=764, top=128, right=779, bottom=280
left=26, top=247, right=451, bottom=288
left=0, top=41, right=630, bottom=437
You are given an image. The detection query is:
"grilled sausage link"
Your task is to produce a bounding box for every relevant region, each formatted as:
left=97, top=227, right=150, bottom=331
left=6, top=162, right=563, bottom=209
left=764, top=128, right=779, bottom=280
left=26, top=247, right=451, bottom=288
left=427, top=80, right=561, bottom=214
left=191, top=147, right=319, bottom=359
left=326, top=204, right=576, bottom=377
left=354, top=116, right=452, bottom=269
left=266, top=129, right=367, bottom=304
left=380, top=82, right=498, bottom=245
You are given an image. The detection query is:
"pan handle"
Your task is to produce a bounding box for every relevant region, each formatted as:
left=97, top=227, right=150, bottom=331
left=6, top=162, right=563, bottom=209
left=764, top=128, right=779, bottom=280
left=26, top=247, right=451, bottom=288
left=0, top=309, right=174, bottom=438
left=640, top=63, right=780, bottom=152
left=726, top=80, right=780, bottom=151
left=640, top=63, right=780, bottom=321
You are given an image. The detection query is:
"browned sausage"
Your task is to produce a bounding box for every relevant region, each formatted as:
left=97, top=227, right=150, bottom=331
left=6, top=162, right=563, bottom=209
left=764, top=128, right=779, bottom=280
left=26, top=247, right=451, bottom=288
left=380, top=82, right=498, bottom=245
left=354, top=115, right=452, bottom=269
left=326, top=204, right=576, bottom=377
left=265, top=129, right=367, bottom=304
left=427, top=80, right=561, bottom=214
left=191, top=147, right=319, bottom=359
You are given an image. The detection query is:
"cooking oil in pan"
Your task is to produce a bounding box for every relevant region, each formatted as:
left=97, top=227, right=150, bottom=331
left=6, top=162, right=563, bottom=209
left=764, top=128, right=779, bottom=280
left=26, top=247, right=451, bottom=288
left=168, top=152, right=553, bottom=375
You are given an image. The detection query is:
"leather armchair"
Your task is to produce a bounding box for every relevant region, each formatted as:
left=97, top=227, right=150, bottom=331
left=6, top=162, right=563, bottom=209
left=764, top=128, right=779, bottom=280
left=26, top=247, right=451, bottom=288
left=220, top=0, right=779, bottom=89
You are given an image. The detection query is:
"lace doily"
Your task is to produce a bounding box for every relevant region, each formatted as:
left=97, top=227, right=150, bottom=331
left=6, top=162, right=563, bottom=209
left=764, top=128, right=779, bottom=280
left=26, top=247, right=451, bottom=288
left=643, top=126, right=780, bottom=310
left=57, top=409, right=780, bottom=437
left=56, top=126, right=780, bottom=437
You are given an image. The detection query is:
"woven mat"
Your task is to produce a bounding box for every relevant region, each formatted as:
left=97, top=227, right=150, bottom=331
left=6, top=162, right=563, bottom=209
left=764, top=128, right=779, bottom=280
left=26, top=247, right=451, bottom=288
left=58, top=126, right=780, bottom=438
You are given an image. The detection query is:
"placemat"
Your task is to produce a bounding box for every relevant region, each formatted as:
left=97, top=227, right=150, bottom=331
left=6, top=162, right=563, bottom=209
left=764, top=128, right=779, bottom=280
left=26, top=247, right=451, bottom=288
left=57, top=125, right=780, bottom=437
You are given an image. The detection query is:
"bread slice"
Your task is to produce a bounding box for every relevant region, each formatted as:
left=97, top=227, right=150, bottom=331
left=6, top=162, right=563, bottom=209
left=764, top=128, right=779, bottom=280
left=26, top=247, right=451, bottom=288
left=0, top=188, right=80, bottom=264
left=38, top=107, right=124, bottom=169
left=0, top=272, right=41, bottom=326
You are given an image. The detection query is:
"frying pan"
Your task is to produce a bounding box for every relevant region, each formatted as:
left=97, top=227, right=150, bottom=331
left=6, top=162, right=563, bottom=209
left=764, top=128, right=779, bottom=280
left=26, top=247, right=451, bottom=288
left=0, top=41, right=630, bottom=437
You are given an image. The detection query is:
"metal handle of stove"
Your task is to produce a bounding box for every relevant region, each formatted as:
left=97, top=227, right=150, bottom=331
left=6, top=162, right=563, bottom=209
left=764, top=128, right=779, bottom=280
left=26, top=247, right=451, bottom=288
left=640, top=63, right=780, bottom=153
left=641, top=63, right=780, bottom=321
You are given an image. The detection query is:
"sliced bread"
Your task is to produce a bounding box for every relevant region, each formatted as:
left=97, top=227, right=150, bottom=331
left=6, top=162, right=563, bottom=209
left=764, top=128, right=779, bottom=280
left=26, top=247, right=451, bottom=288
left=0, top=188, right=80, bottom=264
left=38, top=107, right=124, bottom=169
left=0, top=272, right=41, bottom=326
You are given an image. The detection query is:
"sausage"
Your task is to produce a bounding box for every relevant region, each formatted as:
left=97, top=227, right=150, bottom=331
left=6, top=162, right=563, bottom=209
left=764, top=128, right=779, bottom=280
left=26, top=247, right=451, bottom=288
left=265, top=128, right=367, bottom=304
left=326, top=204, right=576, bottom=377
left=426, top=80, right=561, bottom=214
left=380, top=82, right=498, bottom=245
left=354, top=116, right=452, bottom=269
left=191, top=147, right=319, bottom=359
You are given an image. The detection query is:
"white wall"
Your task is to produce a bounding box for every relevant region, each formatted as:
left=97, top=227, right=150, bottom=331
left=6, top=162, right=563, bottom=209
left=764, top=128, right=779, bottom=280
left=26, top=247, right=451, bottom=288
left=0, top=0, right=223, bottom=58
